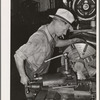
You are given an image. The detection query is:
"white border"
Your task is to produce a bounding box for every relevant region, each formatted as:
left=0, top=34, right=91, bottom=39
left=96, top=0, right=99, bottom=100
left=1, top=0, right=99, bottom=100
left=1, top=0, right=10, bottom=100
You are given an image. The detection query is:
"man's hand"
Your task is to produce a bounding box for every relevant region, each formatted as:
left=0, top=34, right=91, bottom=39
left=72, top=38, right=86, bottom=43
left=20, top=75, right=30, bottom=85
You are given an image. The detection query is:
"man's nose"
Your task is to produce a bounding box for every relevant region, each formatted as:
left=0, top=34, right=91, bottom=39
left=63, top=29, right=67, bottom=35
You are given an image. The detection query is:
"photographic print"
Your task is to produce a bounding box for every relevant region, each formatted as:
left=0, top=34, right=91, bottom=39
left=1, top=0, right=99, bottom=100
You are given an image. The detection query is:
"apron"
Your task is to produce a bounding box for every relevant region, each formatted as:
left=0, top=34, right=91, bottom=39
left=25, top=30, right=56, bottom=80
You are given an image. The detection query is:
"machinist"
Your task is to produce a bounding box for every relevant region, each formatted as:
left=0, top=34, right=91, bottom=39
left=14, top=8, right=84, bottom=86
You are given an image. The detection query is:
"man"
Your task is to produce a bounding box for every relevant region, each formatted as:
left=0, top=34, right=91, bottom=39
left=14, top=8, right=84, bottom=86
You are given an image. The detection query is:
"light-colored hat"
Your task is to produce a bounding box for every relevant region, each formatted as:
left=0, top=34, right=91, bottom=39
left=49, top=8, right=75, bottom=30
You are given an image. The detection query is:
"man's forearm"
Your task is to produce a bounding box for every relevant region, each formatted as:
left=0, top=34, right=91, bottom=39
left=56, top=38, right=85, bottom=47
left=14, top=54, right=27, bottom=77
left=56, top=39, right=74, bottom=47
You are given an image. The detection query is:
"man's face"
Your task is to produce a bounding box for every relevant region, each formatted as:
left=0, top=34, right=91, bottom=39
left=54, top=18, right=71, bottom=37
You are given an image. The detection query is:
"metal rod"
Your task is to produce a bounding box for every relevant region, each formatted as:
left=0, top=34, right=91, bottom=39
left=71, top=29, right=96, bottom=34
left=45, top=54, right=63, bottom=63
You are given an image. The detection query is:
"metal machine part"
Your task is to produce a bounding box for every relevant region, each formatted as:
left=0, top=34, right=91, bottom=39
left=62, top=0, right=96, bottom=21
left=61, top=42, right=96, bottom=80
left=25, top=73, right=96, bottom=100
left=63, top=0, right=96, bottom=30
left=72, top=0, right=96, bottom=20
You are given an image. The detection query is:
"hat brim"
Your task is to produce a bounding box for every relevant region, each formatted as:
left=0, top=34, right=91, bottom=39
left=49, top=15, right=73, bottom=31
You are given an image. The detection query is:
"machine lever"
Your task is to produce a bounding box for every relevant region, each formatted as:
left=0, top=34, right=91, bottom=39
left=45, top=53, right=68, bottom=63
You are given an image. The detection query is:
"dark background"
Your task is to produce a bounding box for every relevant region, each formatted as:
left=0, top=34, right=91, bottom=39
left=11, top=0, right=63, bottom=100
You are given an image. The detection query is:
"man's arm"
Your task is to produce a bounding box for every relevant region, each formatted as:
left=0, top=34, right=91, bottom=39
left=14, top=32, right=44, bottom=85
left=55, top=38, right=85, bottom=47
left=14, top=53, right=29, bottom=85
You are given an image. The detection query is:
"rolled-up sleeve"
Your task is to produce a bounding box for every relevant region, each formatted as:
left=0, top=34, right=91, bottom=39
left=15, top=33, right=42, bottom=60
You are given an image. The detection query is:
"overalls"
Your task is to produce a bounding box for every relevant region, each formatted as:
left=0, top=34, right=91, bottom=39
left=25, top=29, right=56, bottom=80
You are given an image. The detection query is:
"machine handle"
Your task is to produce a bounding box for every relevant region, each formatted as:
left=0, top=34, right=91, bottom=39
left=45, top=52, right=68, bottom=63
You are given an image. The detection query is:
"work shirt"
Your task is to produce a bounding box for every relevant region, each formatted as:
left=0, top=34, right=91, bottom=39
left=15, top=25, right=56, bottom=79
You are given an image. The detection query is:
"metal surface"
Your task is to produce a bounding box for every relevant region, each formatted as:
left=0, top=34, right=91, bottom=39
left=72, top=0, right=96, bottom=20
left=61, top=42, right=96, bottom=79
